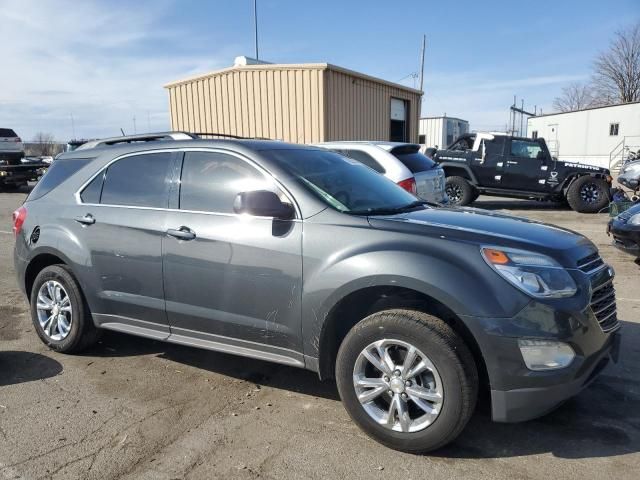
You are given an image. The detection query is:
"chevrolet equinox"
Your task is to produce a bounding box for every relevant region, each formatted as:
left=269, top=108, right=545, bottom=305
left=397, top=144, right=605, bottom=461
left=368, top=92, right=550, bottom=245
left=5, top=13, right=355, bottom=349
left=13, top=133, right=621, bottom=453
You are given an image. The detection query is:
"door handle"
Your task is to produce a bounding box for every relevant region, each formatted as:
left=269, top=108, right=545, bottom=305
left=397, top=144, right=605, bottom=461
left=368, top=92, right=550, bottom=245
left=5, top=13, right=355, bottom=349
left=75, top=214, right=95, bottom=225
left=166, top=227, right=196, bottom=241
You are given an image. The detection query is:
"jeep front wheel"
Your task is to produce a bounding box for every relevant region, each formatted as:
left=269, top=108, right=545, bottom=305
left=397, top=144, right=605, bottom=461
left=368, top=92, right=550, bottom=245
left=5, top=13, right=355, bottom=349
left=445, top=176, right=476, bottom=206
left=335, top=309, right=478, bottom=453
left=566, top=176, right=610, bottom=213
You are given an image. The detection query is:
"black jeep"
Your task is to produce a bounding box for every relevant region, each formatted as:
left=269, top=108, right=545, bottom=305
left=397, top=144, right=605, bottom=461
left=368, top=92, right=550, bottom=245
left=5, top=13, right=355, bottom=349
left=435, top=133, right=612, bottom=213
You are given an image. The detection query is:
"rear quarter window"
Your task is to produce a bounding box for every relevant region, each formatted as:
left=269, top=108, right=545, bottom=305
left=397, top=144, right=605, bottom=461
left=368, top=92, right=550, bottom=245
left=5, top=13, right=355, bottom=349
left=391, top=147, right=436, bottom=173
left=0, top=128, right=18, bottom=137
left=27, top=158, right=92, bottom=201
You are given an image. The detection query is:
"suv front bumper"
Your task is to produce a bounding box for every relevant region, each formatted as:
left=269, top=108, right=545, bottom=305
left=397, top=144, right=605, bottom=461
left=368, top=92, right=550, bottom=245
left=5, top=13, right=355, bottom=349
left=490, top=331, right=619, bottom=422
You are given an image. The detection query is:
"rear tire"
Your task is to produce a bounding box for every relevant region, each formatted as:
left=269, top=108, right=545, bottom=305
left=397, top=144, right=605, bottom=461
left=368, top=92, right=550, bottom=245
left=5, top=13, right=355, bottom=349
left=566, top=176, right=610, bottom=213
left=445, top=176, right=476, bottom=206
left=30, top=265, right=101, bottom=353
left=336, top=309, right=478, bottom=453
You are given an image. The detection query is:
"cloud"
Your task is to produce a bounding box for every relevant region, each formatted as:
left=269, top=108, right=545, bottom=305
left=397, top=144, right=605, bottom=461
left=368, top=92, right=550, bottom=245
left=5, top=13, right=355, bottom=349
left=0, top=0, right=232, bottom=140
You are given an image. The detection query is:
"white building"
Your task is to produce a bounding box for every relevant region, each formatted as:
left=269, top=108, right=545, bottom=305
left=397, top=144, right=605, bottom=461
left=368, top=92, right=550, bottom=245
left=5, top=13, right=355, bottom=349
left=527, top=101, right=640, bottom=169
left=419, top=116, right=468, bottom=149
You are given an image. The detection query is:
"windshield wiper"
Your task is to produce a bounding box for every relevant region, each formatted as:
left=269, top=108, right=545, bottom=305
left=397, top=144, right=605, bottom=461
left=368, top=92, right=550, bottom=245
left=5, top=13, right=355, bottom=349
left=347, top=200, right=432, bottom=216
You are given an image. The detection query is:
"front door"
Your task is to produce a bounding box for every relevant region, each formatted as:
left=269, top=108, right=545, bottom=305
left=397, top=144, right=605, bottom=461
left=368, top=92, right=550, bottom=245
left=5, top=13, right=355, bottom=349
left=162, top=150, right=303, bottom=361
left=69, top=151, right=177, bottom=336
left=502, top=138, right=548, bottom=191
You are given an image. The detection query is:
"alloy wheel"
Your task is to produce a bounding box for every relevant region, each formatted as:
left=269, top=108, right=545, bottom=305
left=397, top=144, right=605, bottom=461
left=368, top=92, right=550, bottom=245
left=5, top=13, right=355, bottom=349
left=36, top=280, right=73, bottom=341
left=580, top=183, right=602, bottom=204
left=446, top=184, right=463, bottom=203
left=353, top=339, right=443, bottom=433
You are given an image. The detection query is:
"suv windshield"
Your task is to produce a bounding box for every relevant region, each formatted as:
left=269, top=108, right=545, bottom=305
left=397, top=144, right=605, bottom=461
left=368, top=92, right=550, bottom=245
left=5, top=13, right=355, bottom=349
left=390, top=146, right=436, bottom=173
left=263, top=148, right=421, bottom=214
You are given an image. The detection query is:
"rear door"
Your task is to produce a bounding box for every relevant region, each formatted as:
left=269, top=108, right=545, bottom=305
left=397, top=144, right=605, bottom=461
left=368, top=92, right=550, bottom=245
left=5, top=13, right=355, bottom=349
left=71, top=151, right=177, bottom=336
left=161, top=149, right=303, bottom=360
left=502, top=138, right=548, bottom=191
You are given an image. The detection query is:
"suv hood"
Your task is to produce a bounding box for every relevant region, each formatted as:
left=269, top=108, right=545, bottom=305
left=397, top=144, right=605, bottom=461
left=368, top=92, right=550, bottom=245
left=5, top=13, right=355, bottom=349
left=368, top=206, right=594, bottom=255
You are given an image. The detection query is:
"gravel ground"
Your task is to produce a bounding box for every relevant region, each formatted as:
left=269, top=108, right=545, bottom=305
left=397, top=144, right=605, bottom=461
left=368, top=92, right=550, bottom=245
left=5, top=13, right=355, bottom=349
left=0, top=188, right=638, bottom=480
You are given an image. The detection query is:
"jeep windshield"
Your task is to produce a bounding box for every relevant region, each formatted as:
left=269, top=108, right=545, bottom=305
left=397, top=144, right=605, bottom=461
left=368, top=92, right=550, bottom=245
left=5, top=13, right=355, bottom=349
left=263, top=148, right=425, bottom=215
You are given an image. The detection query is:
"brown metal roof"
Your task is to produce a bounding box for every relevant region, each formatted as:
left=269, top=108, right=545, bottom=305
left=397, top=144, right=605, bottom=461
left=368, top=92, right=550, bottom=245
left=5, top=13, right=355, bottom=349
left=164, top=62, right=423, bottom=95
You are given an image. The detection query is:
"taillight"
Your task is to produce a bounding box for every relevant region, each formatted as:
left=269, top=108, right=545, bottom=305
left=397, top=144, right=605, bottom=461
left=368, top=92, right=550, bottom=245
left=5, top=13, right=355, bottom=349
left=12, top=206, right=27, bottom=236
left=397, top=177, right=417, bottom=195
left=13, top=137, right=21, bottom=142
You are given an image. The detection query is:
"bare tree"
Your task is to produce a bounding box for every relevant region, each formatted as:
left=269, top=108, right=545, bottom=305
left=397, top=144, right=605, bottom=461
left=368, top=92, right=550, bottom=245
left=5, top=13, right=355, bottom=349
left=31, top=132, right=56, bottom=157
left=553, top=82, right=597, bottom=112
left=592, top=22, right=640, bottom=104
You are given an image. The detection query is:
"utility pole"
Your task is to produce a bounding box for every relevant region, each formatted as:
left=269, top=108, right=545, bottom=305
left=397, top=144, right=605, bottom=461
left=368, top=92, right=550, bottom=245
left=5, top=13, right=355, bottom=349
left=133, top=116, right=137, bottom=134
left=418, top=34, right=426, bottom=93
left=70, top=113, right=76, bottom=139
left=253, top=0, right=259, bottom=60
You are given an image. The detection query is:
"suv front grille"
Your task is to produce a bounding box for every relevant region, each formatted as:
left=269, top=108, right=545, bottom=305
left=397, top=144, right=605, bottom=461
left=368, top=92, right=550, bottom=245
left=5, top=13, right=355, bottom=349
left=590, top=279, right=619, bottom=333
left=577, top=252, right=605, bottom=273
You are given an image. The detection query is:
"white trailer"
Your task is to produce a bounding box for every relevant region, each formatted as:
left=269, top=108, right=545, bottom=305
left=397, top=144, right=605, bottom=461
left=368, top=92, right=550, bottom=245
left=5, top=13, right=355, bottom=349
left=527, top=101, right=640, bottom=170
left=419, top=116, right=468, bottom=149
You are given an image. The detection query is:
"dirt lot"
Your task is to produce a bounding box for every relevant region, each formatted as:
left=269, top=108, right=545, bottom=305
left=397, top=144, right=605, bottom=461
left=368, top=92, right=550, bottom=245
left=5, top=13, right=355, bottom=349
left=0, top=189, right=638, bottom=480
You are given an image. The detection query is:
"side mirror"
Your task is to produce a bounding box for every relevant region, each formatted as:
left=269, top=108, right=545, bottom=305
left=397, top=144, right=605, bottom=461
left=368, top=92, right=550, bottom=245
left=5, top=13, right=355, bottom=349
left=233, top=190, right=295, bottom=220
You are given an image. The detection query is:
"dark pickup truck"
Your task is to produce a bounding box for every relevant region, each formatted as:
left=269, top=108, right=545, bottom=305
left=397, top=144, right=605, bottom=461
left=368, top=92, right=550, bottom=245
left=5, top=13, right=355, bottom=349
left=435, top=133, right=612, bottom=213
left=0, top=128, right=47, bottom=190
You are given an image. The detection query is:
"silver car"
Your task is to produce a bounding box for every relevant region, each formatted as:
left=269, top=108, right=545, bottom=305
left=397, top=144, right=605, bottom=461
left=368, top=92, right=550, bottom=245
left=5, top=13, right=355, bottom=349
left=0, top=128, right=25, bottom=163
left=314, top=141, right=447, bottom=203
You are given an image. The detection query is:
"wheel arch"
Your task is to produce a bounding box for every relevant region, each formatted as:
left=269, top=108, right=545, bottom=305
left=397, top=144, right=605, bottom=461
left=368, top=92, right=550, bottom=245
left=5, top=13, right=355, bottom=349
left=439, top=163, right=478, bottom=184
left=316, top=285, right=489, bottom=389
left=24, top=248, right=73, bottom=299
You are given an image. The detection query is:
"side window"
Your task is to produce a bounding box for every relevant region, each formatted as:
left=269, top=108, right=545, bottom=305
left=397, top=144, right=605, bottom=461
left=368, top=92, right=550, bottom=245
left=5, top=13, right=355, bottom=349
left=100, top=153, right=173, bottom=208
left=28, top=158, right=91, bottom=201
left=80, top=172, right=104, bottom=203
left=342, top=149, right=385, bottom=173
left=179, top=151, right=273, bottom=213
left=510, top=140, right=543, bottom=159
left=449, top=137, right=472, bottom=151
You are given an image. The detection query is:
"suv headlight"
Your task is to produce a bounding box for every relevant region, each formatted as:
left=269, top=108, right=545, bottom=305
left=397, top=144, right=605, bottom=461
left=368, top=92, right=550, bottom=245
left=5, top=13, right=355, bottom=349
left=628, top=213, right=640, bottom=225
left=481, top=247, right=577, bottom=298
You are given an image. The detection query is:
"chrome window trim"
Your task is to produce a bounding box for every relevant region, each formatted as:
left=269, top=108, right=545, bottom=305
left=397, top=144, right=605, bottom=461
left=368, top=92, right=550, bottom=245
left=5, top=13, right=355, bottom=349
left=74, top=147, right=302, bottom=220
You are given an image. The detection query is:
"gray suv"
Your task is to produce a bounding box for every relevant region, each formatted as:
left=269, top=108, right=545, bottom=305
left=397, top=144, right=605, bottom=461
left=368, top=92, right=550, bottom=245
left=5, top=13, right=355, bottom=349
left=14, top=133, right=620, bottom=453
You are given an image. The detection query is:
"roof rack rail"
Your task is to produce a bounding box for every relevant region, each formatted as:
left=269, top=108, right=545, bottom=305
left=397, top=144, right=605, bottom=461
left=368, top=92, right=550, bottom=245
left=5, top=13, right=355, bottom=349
left=192, top=132, right=271, bottom=140
left=76, top=132, right=196, bottom=150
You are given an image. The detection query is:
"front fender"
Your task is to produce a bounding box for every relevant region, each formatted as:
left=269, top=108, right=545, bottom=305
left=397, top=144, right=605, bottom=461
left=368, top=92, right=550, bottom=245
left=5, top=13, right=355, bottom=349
left=439, top=162, right=479, bottom=184
left=301, top=247, right=529, bottom=358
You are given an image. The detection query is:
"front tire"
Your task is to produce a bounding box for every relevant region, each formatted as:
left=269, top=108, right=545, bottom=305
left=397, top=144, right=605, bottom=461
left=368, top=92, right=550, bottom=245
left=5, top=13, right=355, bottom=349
left=445, top=176, right=477, bottom=206
left=30, top=265, right=100, bottom=353
left=336, top=309, right=478, bottom=453
left=566, top=176, right=610, bottom=213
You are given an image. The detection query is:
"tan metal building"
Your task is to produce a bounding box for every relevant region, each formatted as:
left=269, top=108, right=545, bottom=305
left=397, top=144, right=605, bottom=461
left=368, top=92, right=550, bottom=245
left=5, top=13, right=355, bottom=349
left=164, top=62, right=422, bottom=144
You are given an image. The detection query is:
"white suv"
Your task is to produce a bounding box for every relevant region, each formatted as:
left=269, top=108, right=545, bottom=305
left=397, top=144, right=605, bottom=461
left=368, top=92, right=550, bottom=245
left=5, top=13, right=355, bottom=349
left=0, top=128, right=25, bottom=164
left=314, top=141, right=447, bottom=203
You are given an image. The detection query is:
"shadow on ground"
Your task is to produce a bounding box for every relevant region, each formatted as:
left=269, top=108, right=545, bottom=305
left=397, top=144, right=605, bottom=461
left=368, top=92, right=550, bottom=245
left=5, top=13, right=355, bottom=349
left=0, top=351, right=63, bottom=386
left=82, top=319, right=639, bottom=460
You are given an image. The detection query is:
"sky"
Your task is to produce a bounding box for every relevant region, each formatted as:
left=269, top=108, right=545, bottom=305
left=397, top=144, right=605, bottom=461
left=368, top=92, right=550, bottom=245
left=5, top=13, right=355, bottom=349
left=1, top=0, right=638, bottom=141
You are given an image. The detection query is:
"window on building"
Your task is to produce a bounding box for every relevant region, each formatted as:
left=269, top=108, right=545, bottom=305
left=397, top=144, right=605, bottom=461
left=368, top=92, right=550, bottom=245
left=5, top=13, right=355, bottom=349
left=609, top=123, right=619, bottom=136
left=179, top=151, right=273, bottom=213
left=100, top=153, right=173, bottom=208
left=531, top=131, right=538, bottom=139
left=418, top=135, right=426, bottom=144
